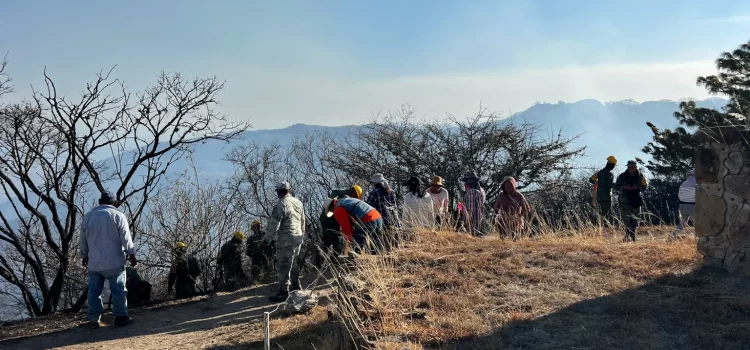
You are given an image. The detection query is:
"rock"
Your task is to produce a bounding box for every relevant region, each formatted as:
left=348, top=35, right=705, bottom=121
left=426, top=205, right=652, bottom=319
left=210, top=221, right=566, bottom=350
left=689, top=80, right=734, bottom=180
left=281, top=290, right=318, bottom=314
left=696, top=137, right=750, bottom=275
left=340, top=276, right=366, bottom=292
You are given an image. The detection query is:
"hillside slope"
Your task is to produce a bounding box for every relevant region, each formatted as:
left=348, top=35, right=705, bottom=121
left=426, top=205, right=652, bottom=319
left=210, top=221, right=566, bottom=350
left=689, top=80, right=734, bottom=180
left=2, top=228, right=749, bottom=350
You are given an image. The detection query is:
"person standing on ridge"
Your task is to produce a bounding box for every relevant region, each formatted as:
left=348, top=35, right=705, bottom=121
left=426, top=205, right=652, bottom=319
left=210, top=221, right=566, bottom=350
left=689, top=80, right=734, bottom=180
left=494, top=176, right=533, bottom=239
left=402, top=177, right=434, bottom=229
left=168, top=242, right=201, bottom=299
left=671, top=169, right=696, bottom=238
left=366, top=174, right=398, bottom=229
left=615, top=160, right=648, bottom=242
left=428, top=176, right=450, bottom=229
left=217, top=231, right=247, bottom=289
left=246, top=220, right=275, bottom=282
left=80, top=191, right=136, bottom=328
left=589, top=156, right=618, bottom=225
left=263, top=181, right=306, bottom=302
left=461, top=171, right=486, bottom=236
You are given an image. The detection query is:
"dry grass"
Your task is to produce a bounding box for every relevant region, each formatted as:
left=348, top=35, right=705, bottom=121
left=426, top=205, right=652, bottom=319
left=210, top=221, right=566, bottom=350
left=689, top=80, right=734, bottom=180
left=4, top=225, right=749, bottom=350
left=330, top=226, right=750, bottom=349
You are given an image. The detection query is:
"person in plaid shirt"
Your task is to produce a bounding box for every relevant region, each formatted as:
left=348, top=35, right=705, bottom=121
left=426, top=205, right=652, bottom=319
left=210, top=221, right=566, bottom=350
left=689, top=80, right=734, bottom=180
left=461, top=171, right=486, bottom=236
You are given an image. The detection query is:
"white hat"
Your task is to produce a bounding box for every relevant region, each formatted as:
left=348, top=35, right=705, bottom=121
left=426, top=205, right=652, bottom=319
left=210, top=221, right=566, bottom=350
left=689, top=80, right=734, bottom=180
left=275, top=181, right=291, bottom=190
left=369, top=173, right=387, bottom=183
left=323, top=198, right=336, bottom=217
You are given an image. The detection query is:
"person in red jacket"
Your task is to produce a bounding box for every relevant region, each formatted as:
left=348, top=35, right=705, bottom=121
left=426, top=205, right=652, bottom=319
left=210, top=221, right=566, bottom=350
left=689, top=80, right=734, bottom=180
left=324, top=197, right=384, bottom=253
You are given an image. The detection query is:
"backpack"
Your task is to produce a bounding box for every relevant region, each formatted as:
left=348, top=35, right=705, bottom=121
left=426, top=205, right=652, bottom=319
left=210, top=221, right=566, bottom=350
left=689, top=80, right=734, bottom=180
left=188, top=255, right=202, bottom=278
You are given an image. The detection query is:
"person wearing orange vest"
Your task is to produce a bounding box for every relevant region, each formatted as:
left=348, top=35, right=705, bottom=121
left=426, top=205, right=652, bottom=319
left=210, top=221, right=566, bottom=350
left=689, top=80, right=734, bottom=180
left=324, top=197, right=383, bottom=253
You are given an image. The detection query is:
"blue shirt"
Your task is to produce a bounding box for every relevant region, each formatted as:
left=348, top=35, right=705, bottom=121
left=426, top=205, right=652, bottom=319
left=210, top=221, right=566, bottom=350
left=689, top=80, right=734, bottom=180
left=80, top=205, right=135, bottom=272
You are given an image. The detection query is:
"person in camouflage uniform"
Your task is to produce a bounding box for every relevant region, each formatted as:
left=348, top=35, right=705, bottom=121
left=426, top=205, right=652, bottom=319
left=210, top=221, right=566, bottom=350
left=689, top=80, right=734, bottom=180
left=168, top=242, right=200, bottom=299
left=615, top=160, right=648, bottom=242
left=246, top=220, right=275, bottom=282
left=218, top=231, right=248, bottom=289
left=263, top=181, right=306, bottom=302
left=589, top=156, right=618, bottom=224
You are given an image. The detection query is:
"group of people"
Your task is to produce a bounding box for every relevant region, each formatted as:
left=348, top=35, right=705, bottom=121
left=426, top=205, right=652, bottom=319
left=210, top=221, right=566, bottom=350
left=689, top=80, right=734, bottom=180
left=590, top=156, right=652, bottom=242
left=79, top=161, right=677, bottom=329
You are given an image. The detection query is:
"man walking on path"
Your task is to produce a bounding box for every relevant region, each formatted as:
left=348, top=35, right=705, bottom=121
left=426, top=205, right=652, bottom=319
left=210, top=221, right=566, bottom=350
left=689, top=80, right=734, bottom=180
left=263, top=182, right=306, bottom=302
left=615, top=160, right=648, bottom=242
left=80, top=191, right=136, bottom=328
left=589, top=156, right=618, bottom=224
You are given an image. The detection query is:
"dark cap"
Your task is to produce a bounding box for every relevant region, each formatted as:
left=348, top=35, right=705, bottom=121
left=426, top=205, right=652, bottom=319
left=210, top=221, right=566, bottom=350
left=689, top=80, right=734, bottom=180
left=461, top=171, right=478, bottom=182
left=100, top=191, right=115, bottom=204
left=627, top=160, right=637, bottom=167
left=403, top=176, right=422, bottom=187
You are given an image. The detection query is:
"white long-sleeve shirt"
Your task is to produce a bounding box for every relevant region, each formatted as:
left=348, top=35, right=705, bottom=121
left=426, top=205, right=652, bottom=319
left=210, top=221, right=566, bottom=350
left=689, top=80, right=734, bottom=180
left=80, top=205, right=135, bottom=272
left=402, top=192, right=435, bottom=228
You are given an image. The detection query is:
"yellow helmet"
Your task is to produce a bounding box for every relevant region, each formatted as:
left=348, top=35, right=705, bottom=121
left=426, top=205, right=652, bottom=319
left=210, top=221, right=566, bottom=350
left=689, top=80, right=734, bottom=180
left=233, top=231, right=245, bottom=240
left=174, top=242, right=187, bottom=249
left=351, top=185, right=363, bottom=199
left=251, top=220, right=262, bottom=227
left=606, top=156, right=618, bottom=165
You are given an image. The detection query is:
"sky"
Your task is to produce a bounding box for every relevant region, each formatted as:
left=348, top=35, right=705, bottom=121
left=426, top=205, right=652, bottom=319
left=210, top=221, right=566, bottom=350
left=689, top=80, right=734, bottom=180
left=1, top=0, right=750, bottom=129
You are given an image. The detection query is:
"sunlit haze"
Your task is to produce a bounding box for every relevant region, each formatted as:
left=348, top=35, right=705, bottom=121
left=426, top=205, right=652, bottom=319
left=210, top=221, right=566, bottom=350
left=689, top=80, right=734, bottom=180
left=2, top=0, right=749, bottom=128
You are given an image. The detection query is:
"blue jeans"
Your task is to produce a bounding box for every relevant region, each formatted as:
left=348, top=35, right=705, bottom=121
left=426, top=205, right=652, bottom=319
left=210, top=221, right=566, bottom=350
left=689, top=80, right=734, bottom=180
left=353, top=218, right=384, bottom=253
left=88, top=266, right=128, bottom=322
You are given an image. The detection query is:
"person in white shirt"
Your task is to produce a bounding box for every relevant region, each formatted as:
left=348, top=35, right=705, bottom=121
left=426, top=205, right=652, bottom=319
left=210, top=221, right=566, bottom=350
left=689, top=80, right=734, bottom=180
left=427, top=176, right=449, bottom=229
left=401, top=177, right=435, bottom=229
left=672, top=170, right=696, bottom=237
left=80, top=191, right=136, bottom=328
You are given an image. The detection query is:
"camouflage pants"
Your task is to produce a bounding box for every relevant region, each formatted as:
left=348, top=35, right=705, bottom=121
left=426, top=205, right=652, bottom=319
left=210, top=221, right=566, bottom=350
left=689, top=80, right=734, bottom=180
left=620, top=204, right=640, bottom=241
left=276, top=243, right=302, bottom=292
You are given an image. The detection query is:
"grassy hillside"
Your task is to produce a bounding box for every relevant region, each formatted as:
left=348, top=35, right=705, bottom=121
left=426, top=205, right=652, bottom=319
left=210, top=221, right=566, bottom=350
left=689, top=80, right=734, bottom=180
left=3, top=227, right=749, bottom=350
left=330, top=227, right=750, bottom=350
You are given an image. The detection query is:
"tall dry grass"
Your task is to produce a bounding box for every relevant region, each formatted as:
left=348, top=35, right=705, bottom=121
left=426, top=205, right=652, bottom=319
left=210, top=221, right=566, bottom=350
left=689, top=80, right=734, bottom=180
left=316, top=211, right=750, bottom=349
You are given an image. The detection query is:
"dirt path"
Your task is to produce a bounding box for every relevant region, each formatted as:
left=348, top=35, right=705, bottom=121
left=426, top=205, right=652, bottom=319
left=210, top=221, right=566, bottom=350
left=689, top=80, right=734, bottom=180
left=0, top=282, right=332, bottom=350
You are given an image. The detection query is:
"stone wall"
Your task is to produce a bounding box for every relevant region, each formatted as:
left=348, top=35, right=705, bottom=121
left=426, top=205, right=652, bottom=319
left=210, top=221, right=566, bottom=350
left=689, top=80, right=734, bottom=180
left=695, top=127, right=750, bottom=274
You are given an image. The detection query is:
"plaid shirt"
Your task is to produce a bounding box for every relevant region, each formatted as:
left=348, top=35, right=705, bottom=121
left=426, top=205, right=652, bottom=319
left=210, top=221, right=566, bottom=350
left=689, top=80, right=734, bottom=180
left=463, top=187, right=486, bottom=234
left=366, top=187, right=397, bottom=226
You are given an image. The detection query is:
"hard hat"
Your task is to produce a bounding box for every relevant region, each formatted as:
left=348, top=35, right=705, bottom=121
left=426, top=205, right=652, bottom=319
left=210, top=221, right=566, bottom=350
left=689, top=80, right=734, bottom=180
left=275, top=181, right=291, bottom=190
left=251, top=220, right=262, bottom=227
left=606, top=156, right=618, bottom=165
left=174, top=242, right=187, bottom=249
left=351, top=185, right=363, bottom=199
left=233, top=231, right=245, bottom=240
left=323, top=198, right=336, bottom=217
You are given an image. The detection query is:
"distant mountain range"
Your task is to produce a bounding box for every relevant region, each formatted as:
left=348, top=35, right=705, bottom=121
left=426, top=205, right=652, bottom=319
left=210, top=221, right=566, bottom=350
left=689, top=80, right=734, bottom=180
left=179, top=97, right=727, bottom=179
left=0, top=97, right=728, bottom=213
left=506, top=97, right=727, bottom=170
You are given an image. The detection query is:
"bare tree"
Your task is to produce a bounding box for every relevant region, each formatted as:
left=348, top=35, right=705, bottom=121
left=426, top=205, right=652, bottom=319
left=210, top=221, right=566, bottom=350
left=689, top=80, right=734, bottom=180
left=0, top=64, right=249, bottom=316
left=138, top=170, right=250, bottom=297
left=327, top=104, right=586, bottom=205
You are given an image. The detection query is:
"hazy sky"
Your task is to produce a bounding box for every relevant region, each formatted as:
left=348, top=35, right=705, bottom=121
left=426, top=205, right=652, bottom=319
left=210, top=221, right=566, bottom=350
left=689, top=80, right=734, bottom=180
left=1, top=0, right=749, bottom=128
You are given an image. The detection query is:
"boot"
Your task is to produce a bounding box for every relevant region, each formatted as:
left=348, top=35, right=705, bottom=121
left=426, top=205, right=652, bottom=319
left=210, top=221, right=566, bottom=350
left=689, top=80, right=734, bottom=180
left=114, top=316, right=133, bottom=327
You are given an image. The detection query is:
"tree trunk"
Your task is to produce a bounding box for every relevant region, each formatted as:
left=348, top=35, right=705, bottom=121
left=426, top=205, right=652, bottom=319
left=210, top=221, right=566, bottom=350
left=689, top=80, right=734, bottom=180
left=41, top=265, right=66, bottom=315
left=69, top=287, right=88, bottom=313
